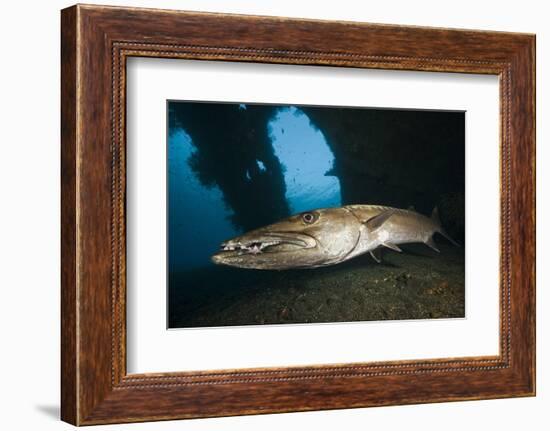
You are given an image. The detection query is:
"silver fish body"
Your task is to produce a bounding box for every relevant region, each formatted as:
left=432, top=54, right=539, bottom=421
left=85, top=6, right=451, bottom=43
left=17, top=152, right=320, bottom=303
left=211, top=204, right=457, bottom=270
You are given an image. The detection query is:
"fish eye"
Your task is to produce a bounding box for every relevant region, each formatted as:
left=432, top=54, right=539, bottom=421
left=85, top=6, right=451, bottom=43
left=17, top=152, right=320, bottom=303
left=301, top=212, right=317, bottom=224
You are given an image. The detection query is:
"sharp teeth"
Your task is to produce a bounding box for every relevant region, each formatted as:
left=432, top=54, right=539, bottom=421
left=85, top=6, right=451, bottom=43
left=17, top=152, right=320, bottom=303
left=222, top=239, right=283, bottom=253
left=251, top=244, right=262, bottom=254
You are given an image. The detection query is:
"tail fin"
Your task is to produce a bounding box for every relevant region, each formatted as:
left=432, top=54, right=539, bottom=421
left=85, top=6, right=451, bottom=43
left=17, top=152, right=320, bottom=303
left=431, top=206, right=460, bottom=246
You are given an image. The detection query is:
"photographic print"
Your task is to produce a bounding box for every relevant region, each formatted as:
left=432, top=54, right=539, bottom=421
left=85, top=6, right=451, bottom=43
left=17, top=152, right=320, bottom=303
left=168, top=101, right=465, bottom=328
left=60, top=6, right=536, bottom=423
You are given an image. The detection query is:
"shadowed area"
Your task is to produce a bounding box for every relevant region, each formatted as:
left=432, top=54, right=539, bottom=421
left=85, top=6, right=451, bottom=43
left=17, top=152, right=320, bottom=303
left=169, top=102, right=287, bottom=233
left=170, top=243, right=464, bottom=327
left=167, top=101, right=465, bottom=328
left=301, top=106, right=464, bottom=226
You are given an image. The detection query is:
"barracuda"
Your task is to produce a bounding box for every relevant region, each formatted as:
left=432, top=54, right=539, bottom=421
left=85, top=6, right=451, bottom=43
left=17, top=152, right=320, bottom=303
left=211, top=205, right=458, bottom=270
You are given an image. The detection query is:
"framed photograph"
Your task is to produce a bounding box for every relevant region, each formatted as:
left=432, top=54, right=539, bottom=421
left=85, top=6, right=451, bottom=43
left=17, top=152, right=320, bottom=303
left=61, top=4, right=535, bottom=425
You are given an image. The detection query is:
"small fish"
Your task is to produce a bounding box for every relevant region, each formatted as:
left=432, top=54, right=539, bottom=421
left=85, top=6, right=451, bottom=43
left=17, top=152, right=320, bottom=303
left=211, top=204, right=458, bottom=270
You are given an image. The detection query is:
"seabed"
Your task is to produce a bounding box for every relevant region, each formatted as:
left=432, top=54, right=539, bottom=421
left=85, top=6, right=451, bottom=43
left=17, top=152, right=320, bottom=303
left=169, top=242, right=464, bottom=328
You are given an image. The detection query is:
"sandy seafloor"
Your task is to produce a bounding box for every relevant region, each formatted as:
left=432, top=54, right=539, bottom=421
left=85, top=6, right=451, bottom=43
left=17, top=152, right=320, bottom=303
left=168, top=242, right=465, bottom=328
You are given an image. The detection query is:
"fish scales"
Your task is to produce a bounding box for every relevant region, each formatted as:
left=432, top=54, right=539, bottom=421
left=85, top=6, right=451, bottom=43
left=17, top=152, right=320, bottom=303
left=211, top=204, right=458, bottom=270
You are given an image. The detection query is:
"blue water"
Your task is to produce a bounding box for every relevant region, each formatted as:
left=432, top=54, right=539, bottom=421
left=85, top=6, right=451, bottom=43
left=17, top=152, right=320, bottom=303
left=168, top=129, right=239, bottom=272
left=269, top=107, right=341, bottom=213
left=167, top=101, right=466, bottom=328
left=168, top=104, right=341, bottom=272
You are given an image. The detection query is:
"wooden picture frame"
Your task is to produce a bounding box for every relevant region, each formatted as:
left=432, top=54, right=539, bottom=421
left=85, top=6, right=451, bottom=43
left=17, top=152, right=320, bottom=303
left=61, top=4, right=535, bottom=425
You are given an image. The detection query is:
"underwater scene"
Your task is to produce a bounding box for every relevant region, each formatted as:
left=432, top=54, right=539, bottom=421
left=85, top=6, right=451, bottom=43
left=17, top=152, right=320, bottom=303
left=168, top=101, right=465, bottom=328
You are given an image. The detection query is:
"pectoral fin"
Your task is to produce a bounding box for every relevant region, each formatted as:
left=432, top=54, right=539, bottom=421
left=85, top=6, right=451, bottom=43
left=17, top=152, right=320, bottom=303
left=369, top=250, right=382, bottom=263
left=365, top=210, right=395, bottom=232
left=381, top=242, right=402, bottom=252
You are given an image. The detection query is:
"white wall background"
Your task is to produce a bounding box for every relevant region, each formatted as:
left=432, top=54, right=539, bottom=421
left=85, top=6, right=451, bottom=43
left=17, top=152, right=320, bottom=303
left=0, top=0, right=546, bottom=429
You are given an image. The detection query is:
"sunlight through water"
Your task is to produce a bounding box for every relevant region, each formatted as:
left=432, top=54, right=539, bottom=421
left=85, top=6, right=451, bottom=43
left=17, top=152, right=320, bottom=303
left=268, top=107, right=342, bottom=213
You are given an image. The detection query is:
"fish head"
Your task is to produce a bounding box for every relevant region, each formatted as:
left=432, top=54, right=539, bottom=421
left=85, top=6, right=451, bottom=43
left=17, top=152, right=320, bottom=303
left=211, top=208, right=361, bottom=270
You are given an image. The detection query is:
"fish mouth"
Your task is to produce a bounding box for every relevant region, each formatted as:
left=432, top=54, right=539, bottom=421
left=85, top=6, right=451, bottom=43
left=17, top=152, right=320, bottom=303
left=212, top=232, right=317, bottom=263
